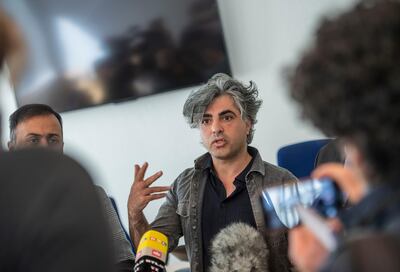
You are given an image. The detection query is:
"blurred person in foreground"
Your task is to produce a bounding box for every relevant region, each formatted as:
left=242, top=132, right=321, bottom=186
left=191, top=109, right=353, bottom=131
left=0, top=8, right=115, bottom=272
left=128, top=73, right=297, bottom=271
left=7, top=103, right=135, bottom=271
left=287, top=0, right=400, bottom=271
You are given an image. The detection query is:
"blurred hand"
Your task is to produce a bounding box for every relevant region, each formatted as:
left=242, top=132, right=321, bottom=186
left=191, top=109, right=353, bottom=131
left=0, top=8, right=27, bottom=86
left=312, top=163, right=367, bottom=204
left=289, top=219, right=342, bottom=272
left=289, top=225, right=329, bottom=272
left=127, top=162, right=170, bottom=222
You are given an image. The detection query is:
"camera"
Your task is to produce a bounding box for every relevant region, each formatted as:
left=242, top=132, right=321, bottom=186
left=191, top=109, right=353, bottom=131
left=260, top=177, right=345, bottom=229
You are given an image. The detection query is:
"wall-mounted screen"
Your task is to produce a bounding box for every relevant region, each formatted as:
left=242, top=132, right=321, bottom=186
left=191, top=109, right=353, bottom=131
left=1, top=0, right=231, bottom=112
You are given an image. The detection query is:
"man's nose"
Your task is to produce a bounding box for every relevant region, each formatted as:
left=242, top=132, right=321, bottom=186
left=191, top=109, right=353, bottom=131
left=39, top=139, right=50, bottom=147
left=211, top=119, right=223, bottom=135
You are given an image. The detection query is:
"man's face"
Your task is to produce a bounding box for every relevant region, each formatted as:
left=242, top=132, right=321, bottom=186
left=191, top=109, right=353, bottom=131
left=8, top=114, right=64, bottom=152
left=200, top=94, right=251, bottom=161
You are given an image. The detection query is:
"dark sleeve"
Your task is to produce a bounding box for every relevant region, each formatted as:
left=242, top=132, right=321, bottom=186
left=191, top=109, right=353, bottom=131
left=322, top=234, right=400, bottom=272
left=0, top=150, right=115, bottom=272
left=150, top=179, right=182, bottom=251
left=151, top=169, right=193, bottom=251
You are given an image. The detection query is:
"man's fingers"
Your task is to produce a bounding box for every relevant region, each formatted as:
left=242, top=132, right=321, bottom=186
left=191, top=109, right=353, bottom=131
left=326, top=218, right=343, bottom=233
left=144, top=186, right=170, bottom=195
left=312, top=163, right=366, bottom=203
left=312, top=163, right=347, bottom=182
left=146, top=193, right=167, bottom=202
left=136, top=162, right=149, bottom=181
left=137, top=193, right=167, bottom=211
left=144, top=171, right=163, bottom=186
left=133, top=164, right=140, bottom=181
left=133, top=163, right=163, bottom=185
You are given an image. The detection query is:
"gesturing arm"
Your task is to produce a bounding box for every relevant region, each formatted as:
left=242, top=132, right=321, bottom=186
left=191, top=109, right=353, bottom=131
left=127, top=162, right=170, bottom=249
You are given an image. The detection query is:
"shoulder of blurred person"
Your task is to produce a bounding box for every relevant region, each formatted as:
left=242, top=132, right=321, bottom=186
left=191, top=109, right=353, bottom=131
left=339, top=181, right=400, bottom=238
left=311, top=165, right=400, bottom=272
left=0, top=149, right=115, bottom=272
left=322, top=232, right=400, bottom=272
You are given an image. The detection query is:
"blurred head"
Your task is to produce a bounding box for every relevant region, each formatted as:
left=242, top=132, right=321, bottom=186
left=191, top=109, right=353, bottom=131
left=288, top=0, right=400, bottom=184
left=183, top=73, right=262, bottom=145
left=8, top=104, right=63, bottom=152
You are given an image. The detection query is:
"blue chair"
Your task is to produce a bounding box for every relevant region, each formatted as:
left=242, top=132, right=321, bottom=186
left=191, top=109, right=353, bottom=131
left=277, top=139, right=330, bottom=178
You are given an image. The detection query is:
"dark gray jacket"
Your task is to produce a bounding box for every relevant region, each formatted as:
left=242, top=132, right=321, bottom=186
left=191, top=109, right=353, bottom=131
left=151, top=147, right=297, bottom=272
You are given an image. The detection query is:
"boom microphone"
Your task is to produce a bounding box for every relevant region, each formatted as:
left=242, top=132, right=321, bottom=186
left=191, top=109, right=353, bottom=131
left=209, top=223, right=269, bottom=272
left=134, top=230, right=168, bottom=272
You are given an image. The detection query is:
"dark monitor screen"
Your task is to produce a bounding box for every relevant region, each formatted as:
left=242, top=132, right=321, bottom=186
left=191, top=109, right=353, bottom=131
left=1, top=0, right=231, bottom=112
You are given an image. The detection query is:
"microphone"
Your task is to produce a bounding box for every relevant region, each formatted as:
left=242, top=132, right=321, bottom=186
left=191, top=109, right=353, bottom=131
left=134, top=230, right=168, bottom=272
left=209, top=223, right=269, bottom=272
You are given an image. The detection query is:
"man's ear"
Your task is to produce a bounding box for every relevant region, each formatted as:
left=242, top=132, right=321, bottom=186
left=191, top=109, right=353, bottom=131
left=245, top=119, right=252, bottom=136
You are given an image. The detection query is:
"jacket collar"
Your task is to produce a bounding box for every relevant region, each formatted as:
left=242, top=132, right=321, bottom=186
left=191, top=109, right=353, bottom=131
left=194, top=146, right=265, bottom=177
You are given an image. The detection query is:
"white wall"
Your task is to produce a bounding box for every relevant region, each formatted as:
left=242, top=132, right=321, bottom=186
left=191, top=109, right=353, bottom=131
left=1, top=0, right=356, bottom=267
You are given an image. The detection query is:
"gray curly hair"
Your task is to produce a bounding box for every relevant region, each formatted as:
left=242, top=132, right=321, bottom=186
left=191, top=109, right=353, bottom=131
left=182, top=73, right=262, bottom=144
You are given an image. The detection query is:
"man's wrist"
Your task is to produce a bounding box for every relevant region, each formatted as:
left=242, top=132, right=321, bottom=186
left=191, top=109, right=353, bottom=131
left=129, top=211, right=145, bottom=225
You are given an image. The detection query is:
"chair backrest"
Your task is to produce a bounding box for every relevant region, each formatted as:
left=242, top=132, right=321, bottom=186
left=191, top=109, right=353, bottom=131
left=277, top=139, right=330, bottom=178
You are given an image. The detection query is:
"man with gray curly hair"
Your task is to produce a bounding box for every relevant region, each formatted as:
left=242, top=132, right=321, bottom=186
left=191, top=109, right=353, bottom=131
left=128, top=73, right=296, bottom=271
left=182, top=73, right=261, bottom=144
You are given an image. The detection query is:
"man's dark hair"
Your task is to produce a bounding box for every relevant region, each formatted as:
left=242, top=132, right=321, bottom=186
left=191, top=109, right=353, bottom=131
left=288, top=0, right=400, bottom=183
left=9, top=104, right=63, bottom=142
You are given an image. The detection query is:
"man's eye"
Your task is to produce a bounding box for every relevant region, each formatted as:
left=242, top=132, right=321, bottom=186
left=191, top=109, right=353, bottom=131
left=222, top=115, right=234, bottom=121
left=49, top=139, right=58, bottom=144
left=48, top=137, right=60, bottom=145
left=27, top=138, right=39, bottom=144
left=201, top=119, right=211, bottom=125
